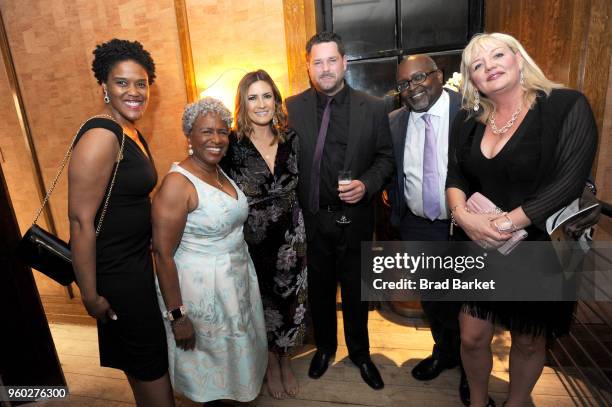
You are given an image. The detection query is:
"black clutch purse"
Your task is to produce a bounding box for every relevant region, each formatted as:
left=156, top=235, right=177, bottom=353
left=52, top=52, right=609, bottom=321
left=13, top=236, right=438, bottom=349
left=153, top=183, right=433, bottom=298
left=16, top=115, right=125, bottom=286
left=17, top=224, right=74, bottom=286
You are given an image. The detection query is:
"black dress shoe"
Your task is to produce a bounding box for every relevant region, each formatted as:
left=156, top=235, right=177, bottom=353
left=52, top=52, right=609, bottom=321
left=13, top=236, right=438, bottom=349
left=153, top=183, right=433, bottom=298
left=308, top=350, right=334, bottom=379
left=356, top=360, right=384, bottom=390
left=459, top=367, right=470, bottom=406
left=411, top=355, right=458, bottom=381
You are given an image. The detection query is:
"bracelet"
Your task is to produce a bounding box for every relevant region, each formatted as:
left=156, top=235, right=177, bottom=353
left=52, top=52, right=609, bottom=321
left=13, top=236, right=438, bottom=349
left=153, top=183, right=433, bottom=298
left=585, top=181, right=597, bottom=196
left=170, top=315, right=188, bottom=326
left=165, top=305, right=186, bottom=321
left=450, top=205, right=468, bottom=226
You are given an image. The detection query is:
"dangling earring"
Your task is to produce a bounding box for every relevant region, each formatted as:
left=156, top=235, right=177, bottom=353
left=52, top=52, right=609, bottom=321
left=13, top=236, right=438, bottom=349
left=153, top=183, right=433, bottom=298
left=188, top=141, right=193, bottom=156
left=473, top=89, right=480, bottom=112
left=272, top=115, right=278, bottom=127
left=103, top=88, right=110, bottom=104
left=519, top=69, right=525, bottom=85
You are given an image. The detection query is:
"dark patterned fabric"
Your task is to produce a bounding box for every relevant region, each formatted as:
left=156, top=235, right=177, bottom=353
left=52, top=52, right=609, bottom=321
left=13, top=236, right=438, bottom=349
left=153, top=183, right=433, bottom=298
left=221, top=130, right=307, bottom=355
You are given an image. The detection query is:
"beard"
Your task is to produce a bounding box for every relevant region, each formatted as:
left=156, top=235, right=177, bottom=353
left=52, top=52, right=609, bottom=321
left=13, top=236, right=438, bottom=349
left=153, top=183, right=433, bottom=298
left=315, top=73, right=343, bottom=94
left=402, top=89, right=432, bottom=112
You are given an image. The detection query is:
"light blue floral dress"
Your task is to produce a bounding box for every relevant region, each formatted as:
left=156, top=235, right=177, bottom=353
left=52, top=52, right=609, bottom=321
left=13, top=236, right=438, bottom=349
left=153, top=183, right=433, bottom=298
left=156, top=163, right=267, bottom=403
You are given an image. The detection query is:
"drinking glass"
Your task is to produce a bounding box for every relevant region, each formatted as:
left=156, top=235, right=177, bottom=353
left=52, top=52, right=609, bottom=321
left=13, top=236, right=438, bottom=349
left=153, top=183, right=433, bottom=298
left=337, top=170, right=352, bottom=226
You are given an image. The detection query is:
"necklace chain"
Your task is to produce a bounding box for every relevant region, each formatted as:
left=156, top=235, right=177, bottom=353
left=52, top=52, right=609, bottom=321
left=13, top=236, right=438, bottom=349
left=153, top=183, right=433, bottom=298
left=190, top=156, right=223, bottom=189
left=490, top=106, right=522, bottom=135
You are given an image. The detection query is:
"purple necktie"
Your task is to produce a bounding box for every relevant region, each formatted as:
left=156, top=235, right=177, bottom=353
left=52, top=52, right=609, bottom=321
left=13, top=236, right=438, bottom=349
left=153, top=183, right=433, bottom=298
left=309, top=97, right=333, bottom=212
left=422, top=114, right=440, bottom=220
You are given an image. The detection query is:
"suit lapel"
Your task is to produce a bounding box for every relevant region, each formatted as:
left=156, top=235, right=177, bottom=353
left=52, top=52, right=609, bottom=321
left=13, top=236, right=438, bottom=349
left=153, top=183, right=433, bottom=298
left=447, top=90, right=461, bottom=125
left=393, top=107, right=409, bottom=173
left=344, top=88, right=365, bottom=170
left=299, top=89, right=318, bottom=169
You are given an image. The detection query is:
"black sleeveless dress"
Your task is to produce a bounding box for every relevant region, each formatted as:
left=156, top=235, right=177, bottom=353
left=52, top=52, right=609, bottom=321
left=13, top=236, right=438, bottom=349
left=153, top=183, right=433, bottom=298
left=74, top=117, right=168, bottom=380
left=446, top=89, right=598, bottom=338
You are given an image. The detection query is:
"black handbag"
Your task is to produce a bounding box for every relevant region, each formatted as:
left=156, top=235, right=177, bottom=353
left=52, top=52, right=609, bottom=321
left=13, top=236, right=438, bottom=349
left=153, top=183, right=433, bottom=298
left=18, top=224, right=74, bottom=286
left=16, top=115, right=125, bottom=286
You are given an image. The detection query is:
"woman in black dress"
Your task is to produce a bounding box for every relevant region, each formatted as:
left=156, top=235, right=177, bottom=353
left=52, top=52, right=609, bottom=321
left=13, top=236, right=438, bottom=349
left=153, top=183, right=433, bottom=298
left=221, top=70, right=307, bottom=399
left=68, top=39, right=174, bottom=407
left=446, top=33, right=597, bottom=407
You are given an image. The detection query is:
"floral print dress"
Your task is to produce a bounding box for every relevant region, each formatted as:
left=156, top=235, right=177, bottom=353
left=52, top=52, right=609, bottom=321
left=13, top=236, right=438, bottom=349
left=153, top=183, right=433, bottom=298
left=221, top=130, right=307, bottom=355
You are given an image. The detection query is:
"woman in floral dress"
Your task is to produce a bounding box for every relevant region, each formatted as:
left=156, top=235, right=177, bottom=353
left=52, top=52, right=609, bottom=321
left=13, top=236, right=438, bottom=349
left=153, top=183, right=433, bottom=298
left=221, top=70, right=307, bottom=399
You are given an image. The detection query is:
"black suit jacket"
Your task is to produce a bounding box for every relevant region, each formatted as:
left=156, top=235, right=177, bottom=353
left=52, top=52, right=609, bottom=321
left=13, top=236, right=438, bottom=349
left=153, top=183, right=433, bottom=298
left=286, top=86, right=394, bottom=248
left=387, top=89, right=462, bottom=227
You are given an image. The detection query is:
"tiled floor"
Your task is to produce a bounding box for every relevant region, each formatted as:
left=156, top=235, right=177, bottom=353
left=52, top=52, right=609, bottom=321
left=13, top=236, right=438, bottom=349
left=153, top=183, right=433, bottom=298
left=27, top=306, right=604, bottom=406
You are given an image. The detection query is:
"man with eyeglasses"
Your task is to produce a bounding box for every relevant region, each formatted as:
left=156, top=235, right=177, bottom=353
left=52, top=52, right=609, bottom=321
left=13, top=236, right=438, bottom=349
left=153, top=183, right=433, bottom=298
left=387, top=54, right=469, bottom=405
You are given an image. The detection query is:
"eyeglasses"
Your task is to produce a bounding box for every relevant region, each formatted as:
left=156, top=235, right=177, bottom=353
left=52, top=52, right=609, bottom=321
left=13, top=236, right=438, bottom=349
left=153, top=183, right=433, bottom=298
left=395, top=70, right=438, bottom=93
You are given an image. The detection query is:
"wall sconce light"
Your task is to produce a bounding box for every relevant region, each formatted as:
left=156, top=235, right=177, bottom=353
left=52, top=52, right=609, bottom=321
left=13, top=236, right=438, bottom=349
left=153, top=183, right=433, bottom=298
left=198, top=68, right=248, bottom=115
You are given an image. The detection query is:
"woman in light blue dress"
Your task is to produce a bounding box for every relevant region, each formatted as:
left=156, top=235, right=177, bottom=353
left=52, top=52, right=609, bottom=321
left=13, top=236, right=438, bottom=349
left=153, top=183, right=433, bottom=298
left=152, top=97, right=267, bottom=404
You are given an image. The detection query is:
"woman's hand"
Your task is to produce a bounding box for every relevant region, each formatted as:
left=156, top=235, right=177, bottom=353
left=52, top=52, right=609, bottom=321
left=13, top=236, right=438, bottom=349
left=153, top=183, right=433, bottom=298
left=456, top=209, right=512, bottom=248
left=83, top=295, right=117, bottom=323
left=171, top=316, right=196, bottom=351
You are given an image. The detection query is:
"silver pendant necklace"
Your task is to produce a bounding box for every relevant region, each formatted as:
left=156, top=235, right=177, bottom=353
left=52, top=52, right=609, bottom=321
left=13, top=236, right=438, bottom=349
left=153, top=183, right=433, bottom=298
left=490, top=106, right=522, bottom=135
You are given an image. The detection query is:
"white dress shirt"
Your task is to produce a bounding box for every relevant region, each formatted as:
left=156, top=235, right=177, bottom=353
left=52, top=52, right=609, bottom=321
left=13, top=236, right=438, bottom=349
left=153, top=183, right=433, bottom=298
left=403, top=90, right=450, bottom=220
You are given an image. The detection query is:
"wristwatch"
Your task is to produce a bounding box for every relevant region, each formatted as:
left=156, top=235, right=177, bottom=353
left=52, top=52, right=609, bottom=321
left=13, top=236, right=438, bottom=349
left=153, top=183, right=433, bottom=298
left=165, top=305, right=186, bottom=321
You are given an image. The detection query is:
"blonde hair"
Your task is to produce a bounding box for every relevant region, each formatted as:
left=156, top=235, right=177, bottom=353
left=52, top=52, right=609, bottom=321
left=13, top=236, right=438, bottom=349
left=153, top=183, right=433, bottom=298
left=460, top=32, right=563, bottom=123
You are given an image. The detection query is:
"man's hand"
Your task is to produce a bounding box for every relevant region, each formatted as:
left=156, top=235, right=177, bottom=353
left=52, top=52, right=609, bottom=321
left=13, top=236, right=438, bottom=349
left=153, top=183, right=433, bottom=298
left=339, top=180, right=367, bottom=204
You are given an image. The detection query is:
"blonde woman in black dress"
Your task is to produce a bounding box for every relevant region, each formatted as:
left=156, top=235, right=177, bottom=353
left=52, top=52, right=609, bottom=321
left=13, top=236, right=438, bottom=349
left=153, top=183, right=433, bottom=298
left=446, top=33, right=597, bottom=407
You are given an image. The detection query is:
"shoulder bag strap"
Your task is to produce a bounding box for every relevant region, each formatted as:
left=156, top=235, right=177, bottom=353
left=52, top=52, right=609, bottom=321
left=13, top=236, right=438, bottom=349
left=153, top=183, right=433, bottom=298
left=32, top=114, right=126, bottom=237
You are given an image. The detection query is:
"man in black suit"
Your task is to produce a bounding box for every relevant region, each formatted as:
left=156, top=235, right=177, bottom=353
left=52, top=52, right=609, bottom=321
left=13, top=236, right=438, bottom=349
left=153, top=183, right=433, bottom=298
left=286, top=32, right=394, bottom=390
left=387, top=54, right=469, bottom=404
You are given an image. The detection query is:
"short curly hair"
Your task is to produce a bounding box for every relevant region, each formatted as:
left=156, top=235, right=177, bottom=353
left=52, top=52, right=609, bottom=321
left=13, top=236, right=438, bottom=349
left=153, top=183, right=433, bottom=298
left=182, top=97, right=233, bottom=136
left=92, top=38, right=156, bottom=85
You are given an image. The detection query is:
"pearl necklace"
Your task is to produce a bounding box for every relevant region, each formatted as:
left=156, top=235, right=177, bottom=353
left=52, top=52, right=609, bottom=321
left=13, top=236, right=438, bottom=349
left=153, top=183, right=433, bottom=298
left=490, top=106, right=522, bottom=135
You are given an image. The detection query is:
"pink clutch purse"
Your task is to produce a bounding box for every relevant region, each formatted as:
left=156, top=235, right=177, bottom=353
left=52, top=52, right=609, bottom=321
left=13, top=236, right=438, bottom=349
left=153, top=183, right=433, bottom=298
left=466, top=192, right=528, bottom=255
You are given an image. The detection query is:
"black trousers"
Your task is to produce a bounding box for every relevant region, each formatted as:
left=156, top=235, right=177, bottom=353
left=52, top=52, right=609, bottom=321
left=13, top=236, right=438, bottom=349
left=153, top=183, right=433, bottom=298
left=399, top=208, right=461, bottom=364
left=306, top=210, right=370, bottom=364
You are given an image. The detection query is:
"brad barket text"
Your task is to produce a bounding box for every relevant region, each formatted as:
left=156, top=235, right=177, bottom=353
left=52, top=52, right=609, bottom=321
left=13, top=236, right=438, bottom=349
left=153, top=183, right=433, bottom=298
left=372, top=278, right=496, bottom=290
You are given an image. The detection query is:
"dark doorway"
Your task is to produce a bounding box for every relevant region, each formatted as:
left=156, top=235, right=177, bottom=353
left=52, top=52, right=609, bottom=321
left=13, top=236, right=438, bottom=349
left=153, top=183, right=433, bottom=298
left=0, top=164, right=65, bottom=404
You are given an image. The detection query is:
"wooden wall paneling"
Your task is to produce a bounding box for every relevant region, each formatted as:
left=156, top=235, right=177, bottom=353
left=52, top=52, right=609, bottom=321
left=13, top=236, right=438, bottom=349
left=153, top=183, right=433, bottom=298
left=0, top=0, right=188, bottom=301
left=567, top=0, right=590, bottom=90
left=595, top=61, right=612, bottom=239
left=580, top=0, right=611, bottom=136
left=283, top=0, right=317, bottom=96
left=0, top=8, right=55, bottom=236
left=0, top=8, right=67, bottom=297
left=174, top=0, right=198, bottom=103
left=0, top=0, right=188, bottom=245
left=186, top=0, right=290, bottom=111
